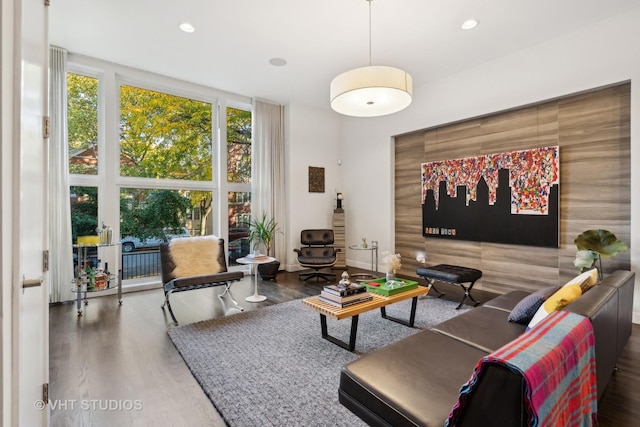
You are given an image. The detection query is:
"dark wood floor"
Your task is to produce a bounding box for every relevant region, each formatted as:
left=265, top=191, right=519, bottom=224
left=49, top=268, right=640, bottom=426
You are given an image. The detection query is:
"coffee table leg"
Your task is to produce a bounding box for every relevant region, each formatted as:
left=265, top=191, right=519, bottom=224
left=320, top=313, right=359, bottom=351
left=380, top=296, right=418, bottom=327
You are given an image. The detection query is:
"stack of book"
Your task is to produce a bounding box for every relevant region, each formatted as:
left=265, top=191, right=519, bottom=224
left=319, top=283, right=372, bottom=308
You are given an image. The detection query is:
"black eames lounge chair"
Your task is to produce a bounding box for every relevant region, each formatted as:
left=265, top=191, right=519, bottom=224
left=293, top=229, right=340, bottom=282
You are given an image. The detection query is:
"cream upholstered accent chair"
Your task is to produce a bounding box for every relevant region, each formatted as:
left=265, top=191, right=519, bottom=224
left=160, top=236, right=243, bottom=325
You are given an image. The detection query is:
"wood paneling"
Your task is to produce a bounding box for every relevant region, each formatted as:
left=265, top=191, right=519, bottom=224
left=395, top=83, right=631, bottom=294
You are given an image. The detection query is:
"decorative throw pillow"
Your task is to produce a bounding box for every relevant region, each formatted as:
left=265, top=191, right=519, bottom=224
left=507, top=285, right=560, bottom=324
left=563, top=268, right=599, bottom=293
left=169, top=235, right=221, bottom=278
left=526, top=284, right=582, bottom=330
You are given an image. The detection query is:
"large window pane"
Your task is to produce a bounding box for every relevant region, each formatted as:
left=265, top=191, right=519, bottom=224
left=70, top=186, right=99, bottom=270
left=228, top=191, right=251, bottom=266
left=227, top=107, right=251, bottom=184
left=70, top=186, right=98, bottom=243
left=119, top=188, right=212, bottom=279
left=119, top=85, right=213, bottom=181
left=67, top=73, right=98, bottom=175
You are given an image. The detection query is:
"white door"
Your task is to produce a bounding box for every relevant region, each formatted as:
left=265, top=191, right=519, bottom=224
left=15, top=0, right=49, bottom=425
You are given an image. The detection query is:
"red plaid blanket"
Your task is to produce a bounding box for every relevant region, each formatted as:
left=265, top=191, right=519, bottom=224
left=446, top=310, right=597, bottom=426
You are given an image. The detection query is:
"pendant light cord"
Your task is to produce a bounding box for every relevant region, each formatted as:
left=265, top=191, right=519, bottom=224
left=368, top=0, right=372, bottom=66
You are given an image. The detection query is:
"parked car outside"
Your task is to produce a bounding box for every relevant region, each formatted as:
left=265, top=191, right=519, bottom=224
left=229, top=227, right=249, bottom=241
left=120, top=227, right=190, bottom=252
left=228, top=237, right=250, bottom=265
left=164, top=227, right=191, bottom=241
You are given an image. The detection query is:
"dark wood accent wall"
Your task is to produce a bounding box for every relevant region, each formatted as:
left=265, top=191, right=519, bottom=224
left=395, top=83, right=631, bottom=294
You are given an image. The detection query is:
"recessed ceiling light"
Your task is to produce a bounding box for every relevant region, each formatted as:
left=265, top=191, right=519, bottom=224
left=461, top=19, right=479, bottom=30
left=179, top=22, right=195, bottom=33
left=269, top=58, right=287, bottom=67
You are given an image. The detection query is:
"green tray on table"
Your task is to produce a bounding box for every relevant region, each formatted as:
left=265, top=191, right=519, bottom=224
left=362, top=277, right=419, bottom=296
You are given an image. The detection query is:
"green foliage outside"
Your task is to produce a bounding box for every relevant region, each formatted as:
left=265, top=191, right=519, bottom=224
left=227, top=107, right=251, bottom=184
left=119, top=85, right=213, bottom=181
left=67, top=75, right=252, bottom=240
left=120, top=189, right=192, bottom=240
left=67, top=74, right=98, bottom=175
left=71, top=186, right=194, bottom=243
left=70, top=186, right=98, bottom=241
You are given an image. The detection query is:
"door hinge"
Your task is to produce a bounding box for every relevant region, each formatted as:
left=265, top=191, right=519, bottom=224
left=42, top=116, right=50, bottom=138
left=44, top=0, right=50, bottom=6
left=42, top=383, right=49, bottom=404
left=43, top=250, right=49, bottom=272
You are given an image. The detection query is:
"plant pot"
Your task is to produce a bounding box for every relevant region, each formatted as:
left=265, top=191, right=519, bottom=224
left=258, top=260, right=280, bottom=281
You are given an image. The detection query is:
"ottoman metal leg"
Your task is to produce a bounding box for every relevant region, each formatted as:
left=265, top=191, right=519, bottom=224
left=456, top=279, right=480, bottom=309
left=426, top=279, right=445, bottom=298
left=417, top=264, right=483, bottom=309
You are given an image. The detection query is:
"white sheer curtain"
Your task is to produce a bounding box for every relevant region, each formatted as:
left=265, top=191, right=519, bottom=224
left=251, top=99, right=286, bottom=262
left=49, top=46, right=74, bottom=302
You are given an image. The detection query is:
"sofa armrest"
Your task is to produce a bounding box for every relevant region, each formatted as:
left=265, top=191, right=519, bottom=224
left=598, top=270, right=635, bottom=359
left=455, top=364, right=526, bottom=426
left=562, top=284, right=617, bottom=400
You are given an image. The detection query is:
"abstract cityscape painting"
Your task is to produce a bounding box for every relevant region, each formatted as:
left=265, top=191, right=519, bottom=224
left=421, top=146, right=559, bottom=247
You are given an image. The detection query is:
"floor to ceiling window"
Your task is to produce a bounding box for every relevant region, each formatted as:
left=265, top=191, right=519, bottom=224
left=67, top=55, right=252, bottom=287
left=226, top=107, right=252, bottom=265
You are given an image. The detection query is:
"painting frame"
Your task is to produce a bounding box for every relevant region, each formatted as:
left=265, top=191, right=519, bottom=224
left=421, top=146, right=560, bottom=247
left=308, top=166, right=325, bottom=193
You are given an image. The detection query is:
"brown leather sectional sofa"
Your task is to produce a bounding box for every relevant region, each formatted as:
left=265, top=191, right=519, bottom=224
left=339, top=270, right=635, bottom=426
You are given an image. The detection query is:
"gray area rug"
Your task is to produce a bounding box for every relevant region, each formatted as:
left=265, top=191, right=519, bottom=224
left=168, top=296, right=470, bottom=427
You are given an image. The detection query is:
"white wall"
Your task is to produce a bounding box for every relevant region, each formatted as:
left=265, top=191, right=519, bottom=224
left=335, top=8, right=640, bottom=322
left=1, top=0, right=17, bottom=423
left=284, top=104, right=342, bottom=271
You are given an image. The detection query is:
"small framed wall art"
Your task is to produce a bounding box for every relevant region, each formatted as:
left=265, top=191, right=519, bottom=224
left=308, top=166, right=325, bottom=193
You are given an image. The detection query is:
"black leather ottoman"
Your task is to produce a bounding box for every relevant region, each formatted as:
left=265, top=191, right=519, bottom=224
left=416, top=264, right=482, bottom=309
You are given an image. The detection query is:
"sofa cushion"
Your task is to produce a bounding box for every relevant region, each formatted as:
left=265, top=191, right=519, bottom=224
left=507, top=285, right=559, bottom=324
left=483, top=290, right=531, bottom=313
left=431, top=307, right=526, bottom=353
left=339, top=329, right=488, bottom=427
left=527, top=284, right=582, bottom=329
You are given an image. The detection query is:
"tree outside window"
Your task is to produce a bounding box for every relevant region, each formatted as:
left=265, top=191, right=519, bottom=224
left=67, top=67, right=253, bottom=280
left=67, top=73, right=98, bottom=175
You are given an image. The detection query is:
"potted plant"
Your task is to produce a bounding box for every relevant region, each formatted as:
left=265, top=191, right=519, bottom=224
left=382, top=251, right=402, bottom=282
left=573, top=229, right=628, bottom=280
left=247, top=212, right=281, bottom=280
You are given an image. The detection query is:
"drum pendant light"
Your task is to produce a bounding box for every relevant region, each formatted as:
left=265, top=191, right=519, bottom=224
left=330, top=0, right=413, bottom=117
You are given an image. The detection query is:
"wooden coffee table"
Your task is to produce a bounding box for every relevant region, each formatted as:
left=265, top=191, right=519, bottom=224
left=302, top=285, right=430, bottom=351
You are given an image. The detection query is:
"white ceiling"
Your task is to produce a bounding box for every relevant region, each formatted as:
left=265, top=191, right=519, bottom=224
left=49, top=0, right=639, bottom=111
